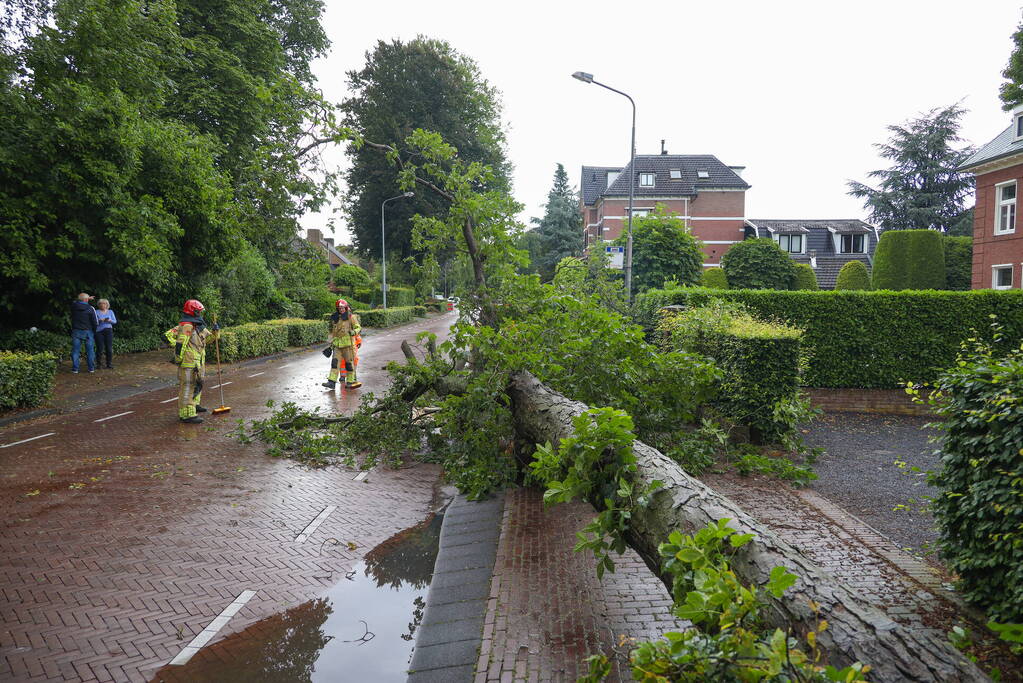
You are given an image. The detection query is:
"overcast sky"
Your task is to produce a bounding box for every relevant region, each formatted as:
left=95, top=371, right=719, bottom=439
left=302, top=0, right=1023, bottom=243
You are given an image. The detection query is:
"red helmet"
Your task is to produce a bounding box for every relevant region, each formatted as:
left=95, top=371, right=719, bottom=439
left=183, top=299, right=205, bottom=316
left=335, top=299, right=349, bottom=311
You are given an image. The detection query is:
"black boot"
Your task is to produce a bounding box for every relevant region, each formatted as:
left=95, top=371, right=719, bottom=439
left=321, top=380, right=336, bottom=390
left=180, top=416, right=204, bottom=424
left=196, top=406, right=208, bottom=413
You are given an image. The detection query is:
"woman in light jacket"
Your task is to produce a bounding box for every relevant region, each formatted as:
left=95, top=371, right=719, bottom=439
left=95, top=299, right=117, bottom=369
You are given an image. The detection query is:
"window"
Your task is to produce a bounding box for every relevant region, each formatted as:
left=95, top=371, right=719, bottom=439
left=840, top=234, right=865, bottom=253
left=1016, top=114, right=1023, bottom=139
left=639, top=172, right=655, bottom=187
left=993, top=264, right=1014, bottom=289
left=607, top=170, right=620, bottom=186
left=669, top=169, right=682, bottom=179
left=630, top=209, right=650, bottom=218
left=778, top=234, right=803, bottom=253
left=697, top=170, right=710, bottom=179
left=997, top=181, right=1016, bottom=234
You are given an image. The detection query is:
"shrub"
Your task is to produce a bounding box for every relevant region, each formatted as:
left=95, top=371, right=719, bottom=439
left=700, top=268, right=729, bottom=289
left=215, top=322, right=289, bottom=364
left=0, top=351, right=56, bottom=409
left=356, top=306, right=418, bottom=328
left=332, top=264, right=371, bottom=288
left=0, top=328, right=68, bottom=357
left=922, top=338, right=1023, bottom=621
left=412, top=305, right=427, bottom=318
left=834, top=261, right=871, bottom=290
left=720, top=238, right=797, bottom=290
left=660, top=305, right=802, bottom=442
left=793, top=263, right=819, bottom=290
left=635, top=288, right=1023, bottom=388
left=353, top=286, right=416, bottom=308
left=264, top=318, right=328, bottom=347
left=943, top=236, right=972, bottom=290
left=615, top=206, right=704, bottom=292
left=871, top=229, right=945, bottom=290
left=112, top=333, right=165, bottom=355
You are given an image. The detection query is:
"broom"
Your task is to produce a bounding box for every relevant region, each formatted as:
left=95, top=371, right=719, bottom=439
left=211, top=315, right=231, bottom=415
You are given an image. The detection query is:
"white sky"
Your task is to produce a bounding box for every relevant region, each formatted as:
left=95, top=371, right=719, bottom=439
left=302, top=0, right=1023, bottom=243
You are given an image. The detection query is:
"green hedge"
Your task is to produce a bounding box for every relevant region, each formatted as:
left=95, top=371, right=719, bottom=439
left=926, top=341, right=1023, bottom=621
left=356, top=306, right=418, bottom=328
left=793, top=263, right=819, bottom=290
left=834, top=261, right=871, bottom=290
left=0, top=351, right=57, bottom=409
left=214, top=322, right=289, bottom=364
left=635, top=288, right=1023, bottom=388
left=659, top=306, right=802, bottom=441
left=943, top=236, right=972, bottom=291
left=412, top=305, right=427, bottom=317
left=871, top=229, right=945, bottom=290
left=0, top=329, right=67, bottom=357
left=352, top=286, right=416, bottom=307
left=264, top=318, right=328, bottom=346
left=700, top=268, right=729, bottom=289
left=112, top=332, right=165, bottom=355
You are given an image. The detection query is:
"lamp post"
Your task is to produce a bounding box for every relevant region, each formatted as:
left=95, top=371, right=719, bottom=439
left=572, top=71, right=636, bottom=303
left=381, top=191, right=414, bottom=309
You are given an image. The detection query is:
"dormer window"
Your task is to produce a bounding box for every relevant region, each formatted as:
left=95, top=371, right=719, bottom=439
left=639, top=172, right=655, bottom=187
left=697, top=170, right=710, bottom=179
left=840, top=234, right=865, bottom=253
left=670, top=169, right=682, bottom=180
left=1016, top=113, right=1023, bottom=139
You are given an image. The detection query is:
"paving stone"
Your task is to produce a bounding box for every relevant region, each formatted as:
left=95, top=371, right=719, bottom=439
left=409, top=638, right=479, bottom=671
left=413, top=615, right=485, bottom=647
left=406, top=662, right=475, bottom=682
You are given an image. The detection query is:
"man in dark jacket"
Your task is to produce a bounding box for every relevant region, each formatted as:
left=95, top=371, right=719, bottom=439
left=69, top=292, right=98, bottom=373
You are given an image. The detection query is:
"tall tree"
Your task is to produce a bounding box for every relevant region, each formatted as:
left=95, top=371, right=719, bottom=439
left=531, top=163, right=581, bottom=281
left=1000, top=21, right=1023, bottom=109
left=847, top=104, right=975, bottom=232
left=617, top=205, right=704, bottom=293
left=341, top=37, right=511, bottom=261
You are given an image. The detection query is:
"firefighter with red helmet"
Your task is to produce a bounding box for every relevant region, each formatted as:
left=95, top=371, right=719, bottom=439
left=322, top=298, right=362, bottom=390
left=164, top=299, right=219, bottom=423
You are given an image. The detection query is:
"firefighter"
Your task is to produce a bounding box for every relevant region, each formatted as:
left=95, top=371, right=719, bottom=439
left=165, top=299, right=219, bottom=423
left=322, top=299, right=362, bottom=390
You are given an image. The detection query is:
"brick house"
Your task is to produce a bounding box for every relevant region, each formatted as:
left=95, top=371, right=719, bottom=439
left=580, top=152, right=749, bottom=267
left=960, top=104, right=1023, bottom=289
left=305, top=228, right=355, bottom=270
left=744, top=219, right=880, bottom=289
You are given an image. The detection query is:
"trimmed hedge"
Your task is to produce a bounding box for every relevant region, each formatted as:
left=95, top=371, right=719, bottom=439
left=356, top=306, right=418, bottom=328
left=834, top=261, right=871, bottom=290
left=700, top=268, right=729, bottom=289
left=215, top=322, right=289, bottom=364
left=353, top=286, right=416, bottom=307
left=871, top=229, right=945, bottom=290
left=264, top=318, right=328, bottom=346
left=926, top=341, right=1023, bottom=621
left=112, top=333, right=165, bottom=355
left=0, top=328, right=67, bottom=357
left=793, top=263, right=819, bottom=290
left=635, top=288, right=1023, bottom=388
left=660, top=306, right=802, bottom=441
left=943, top=236, right=972, bottom=291
left=0, top=351, right=57, bottom=409
left=412, top=305, right=427, bottom=318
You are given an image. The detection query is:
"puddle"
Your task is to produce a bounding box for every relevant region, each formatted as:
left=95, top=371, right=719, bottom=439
left=151, top=512, right=444, bottom=683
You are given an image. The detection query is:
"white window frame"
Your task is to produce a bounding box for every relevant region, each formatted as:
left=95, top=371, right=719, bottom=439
left=1015, top=114, right=1023, bottom=140
left=840, top=233, right=866, bottom=254
left=638, top=172, right=655, bottom=187
left=669, top=169, right=682, bottom=179
left=777, top=234, right=804, bottom=254
left=995, top=180, right=1017, bottom=235
left=629, top=208, right=651, bottom=218
left=697, top=170, right=710, bottom=179
left=992, top=263, right=1014, bottom=290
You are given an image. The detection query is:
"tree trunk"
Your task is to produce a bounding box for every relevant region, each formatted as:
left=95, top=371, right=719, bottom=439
left=507, top=371, right=986, bottom=682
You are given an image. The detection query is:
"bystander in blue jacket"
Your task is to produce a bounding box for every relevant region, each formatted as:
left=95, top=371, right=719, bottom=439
left=69, top=292, right=97, bottom=373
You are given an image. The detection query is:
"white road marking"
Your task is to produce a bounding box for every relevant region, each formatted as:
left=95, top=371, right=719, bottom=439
left=168, top=590, right=257, bottom=666
left=0, top=432, right=55, bottom=449
left=207, top=381, right=232, bottom=390
left=160, top=397, right=178, bottom=404
left=248, top=372, right=265, bottom=378
left=279, top=363, right=293, bottom=368
left=294, top=505, right=338, bottom=543
left=353, top=470, right=369, bottom=482
left=93, top=411, right=133, bottom=423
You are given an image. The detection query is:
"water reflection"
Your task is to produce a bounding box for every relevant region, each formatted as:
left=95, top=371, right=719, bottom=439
left=151, top=512, right=444, bottom=683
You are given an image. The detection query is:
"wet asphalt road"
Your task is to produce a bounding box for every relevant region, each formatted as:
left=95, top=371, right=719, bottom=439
left=806, top=411, right=941, bottom=555
left=0, top=312, right=457, bottom=682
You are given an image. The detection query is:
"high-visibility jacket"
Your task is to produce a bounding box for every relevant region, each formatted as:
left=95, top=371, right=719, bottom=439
left=165, top=320, right=211, bottom=368
left=329, top=313, right=361, bottom=349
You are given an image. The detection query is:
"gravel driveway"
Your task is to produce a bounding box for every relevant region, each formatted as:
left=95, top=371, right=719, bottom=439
left=805, top=412, right=942, bottom=556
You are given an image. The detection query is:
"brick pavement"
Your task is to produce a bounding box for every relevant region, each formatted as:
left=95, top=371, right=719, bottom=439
left=0, top=313, right=456, bottom=682
left=476, top=488, right=684, bottom=683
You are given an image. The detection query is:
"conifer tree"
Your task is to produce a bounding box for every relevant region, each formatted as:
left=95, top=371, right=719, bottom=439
left=532, top=164, right=582, bottom=281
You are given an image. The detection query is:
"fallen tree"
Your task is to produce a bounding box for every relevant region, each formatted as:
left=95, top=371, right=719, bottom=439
left=507, top=370, right=987, bottom=682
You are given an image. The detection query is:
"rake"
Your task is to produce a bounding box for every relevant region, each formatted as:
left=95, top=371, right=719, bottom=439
left=211, top=316, right=231, bottom=415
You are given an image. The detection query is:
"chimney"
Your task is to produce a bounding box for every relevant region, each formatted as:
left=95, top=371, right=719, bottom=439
left=660, top=139, right=667, bottom=155
left=323, top=237, right=334, bottom=248
left=306, top=228, right=323, bottom=245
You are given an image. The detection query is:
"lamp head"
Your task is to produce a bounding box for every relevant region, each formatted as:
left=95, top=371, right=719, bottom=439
left=572, top=71, right=594, bottom=83
left=403, top=191, right=415, bottom=198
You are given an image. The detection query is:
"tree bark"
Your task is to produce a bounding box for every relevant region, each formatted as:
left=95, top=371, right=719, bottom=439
left=507, top=371, right=986, bottom=682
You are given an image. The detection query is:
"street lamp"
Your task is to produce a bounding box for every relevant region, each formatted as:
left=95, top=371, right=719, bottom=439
left=381, top=191, right=414, bottom=309
left=572, top=71, right=637, bottom=303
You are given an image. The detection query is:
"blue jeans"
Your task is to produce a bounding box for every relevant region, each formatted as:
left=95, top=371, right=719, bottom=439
left=71, top=329, right=96, bottom=372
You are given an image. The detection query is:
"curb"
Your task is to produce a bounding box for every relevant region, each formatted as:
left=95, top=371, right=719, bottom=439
left=407, top=491, right=505, bottom=683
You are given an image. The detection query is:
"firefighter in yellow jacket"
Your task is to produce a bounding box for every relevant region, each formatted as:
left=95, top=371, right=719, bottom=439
left=322, top=299, right=362, bottom=390
left=165, top=299, right=219, bottom=423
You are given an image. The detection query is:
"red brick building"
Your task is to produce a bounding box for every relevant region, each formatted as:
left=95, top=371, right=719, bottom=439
left=961, top=105, right=1023, bottom=289
left=580, top=152, right=749, bottom=267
